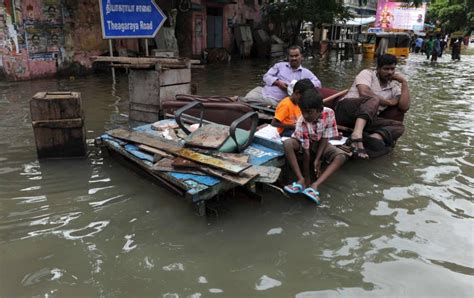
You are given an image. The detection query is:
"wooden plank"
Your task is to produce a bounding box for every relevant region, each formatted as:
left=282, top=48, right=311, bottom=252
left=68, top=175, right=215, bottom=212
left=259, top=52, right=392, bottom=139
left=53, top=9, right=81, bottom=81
left=191, top=151, right=250, bottom=163
left=129, top=110, right=159, bottom=123
left=106, top=128, right=250, bottom=174
left=211, top=152, right=250, bottom=163
left=44, top=91, right=73, bottom=95
left=172, top=157, right=257, bottom=186
left=129, top=69, right=159, bottom=106
left=200, top=167, right=257, bottom=186
left=112, top=63, right=154, bottom=69
left=153, top=154, right=162, bottom=163
left=32, top=118, right=83, bottom=129
left=251, top=165, right=281, bottom=184
left=138, top=144, right=173, bottom=159
left=30, top=92, right=82, bottom=121
left=107, top=128, right=181, bottom=150
left=33, top=127, right=86, bottom=159
left=152, top=158, right=202, bottom=175
left=92, top=56, right=189, bottom=65
left=159, top=64, right=189, bottom=69
left=185, top=124, right=230, bottom=150
left=104, top=142, right=186, bottom=196
left=130, top=103, right=160, bottom=113
left=175, top=148, right=250, bottom=174
left=160, top=68, right=191, bottom=86
left=172, top=157, right=201, bottom=169
left=159, top=84, right=192, bottom=103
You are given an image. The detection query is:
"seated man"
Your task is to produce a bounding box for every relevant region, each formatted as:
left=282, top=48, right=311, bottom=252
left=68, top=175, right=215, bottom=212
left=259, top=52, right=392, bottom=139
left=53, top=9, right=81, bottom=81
left=271, top=79, right=314, bottom=137
left=243, top=45, right=321, bottom=107
left=283, top=89, right=348, bottom=205
left=335, top=54, right=410, bottom=159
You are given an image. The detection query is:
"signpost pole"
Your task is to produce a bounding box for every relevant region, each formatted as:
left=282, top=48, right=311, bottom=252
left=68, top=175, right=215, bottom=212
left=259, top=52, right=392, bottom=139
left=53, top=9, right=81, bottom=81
left=99, top=0, right=167, bottom=78
left=109, top=40, right=115, bottom=83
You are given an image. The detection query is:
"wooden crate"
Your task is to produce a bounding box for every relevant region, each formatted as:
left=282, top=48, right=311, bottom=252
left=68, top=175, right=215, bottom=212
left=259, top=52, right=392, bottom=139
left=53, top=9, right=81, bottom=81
left=128, top=61, right=191, bottom=123
left=30, top=92, right=86, bottom=159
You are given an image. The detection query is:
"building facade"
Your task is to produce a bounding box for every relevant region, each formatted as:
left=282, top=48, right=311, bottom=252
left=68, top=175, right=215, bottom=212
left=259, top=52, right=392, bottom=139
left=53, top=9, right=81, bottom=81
left=343, top=0, right=377, bottom=17
left=0, top=0, right=264, bottom=80
left=184, top=0, right=263, bottom=57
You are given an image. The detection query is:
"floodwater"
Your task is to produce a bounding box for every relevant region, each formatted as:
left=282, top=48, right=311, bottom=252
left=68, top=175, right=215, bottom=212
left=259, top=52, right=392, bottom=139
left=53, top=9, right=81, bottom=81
left=1, top=53, right=473, bottom=297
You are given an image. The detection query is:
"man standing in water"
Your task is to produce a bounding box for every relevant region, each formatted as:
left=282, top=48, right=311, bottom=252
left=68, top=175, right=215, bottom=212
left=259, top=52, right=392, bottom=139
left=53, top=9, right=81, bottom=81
left=451, top=38, right=462, bottom=61
left=431, top=35, right=442, bottom=62
left=242, top=45, right=321, bottom=107
left=425, top=36, right=434, bottom=60
left=334, top=54, right=410, bottom=159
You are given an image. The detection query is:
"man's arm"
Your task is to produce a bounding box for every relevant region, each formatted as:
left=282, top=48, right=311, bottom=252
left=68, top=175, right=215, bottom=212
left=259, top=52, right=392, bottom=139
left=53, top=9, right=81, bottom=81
left=356, top=84, right=398, bottom=106
left=263, top=63, right=287, bottom=90
left=271, top=118, right=295, bottom=130
left=392, top=73, right=410, bottom=112
left=303, top=69, right=322, bottom=88
left=357, top=84, right=404, bottom=107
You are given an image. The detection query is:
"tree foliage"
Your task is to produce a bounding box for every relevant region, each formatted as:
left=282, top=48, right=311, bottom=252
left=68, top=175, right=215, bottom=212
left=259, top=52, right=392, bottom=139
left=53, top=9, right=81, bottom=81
left=262, top=0, right=431, bottom=33
left=427, top=0, right=474, bottom=33
left=261, top=0, right=351, bottom=43
left=261, top=0, right=350, bottom=25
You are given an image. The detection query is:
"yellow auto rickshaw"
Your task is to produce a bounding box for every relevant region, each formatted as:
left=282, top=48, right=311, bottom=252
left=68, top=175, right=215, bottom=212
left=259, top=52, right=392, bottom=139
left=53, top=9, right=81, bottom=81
left=363, top=32, right=411, bottom=58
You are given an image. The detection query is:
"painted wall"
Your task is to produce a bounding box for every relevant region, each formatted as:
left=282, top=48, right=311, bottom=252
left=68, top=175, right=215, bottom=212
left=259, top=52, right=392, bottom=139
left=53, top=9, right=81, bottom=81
left=0, top=0, right=138, bottom=80
left=0, top=0, right=263, bottom=79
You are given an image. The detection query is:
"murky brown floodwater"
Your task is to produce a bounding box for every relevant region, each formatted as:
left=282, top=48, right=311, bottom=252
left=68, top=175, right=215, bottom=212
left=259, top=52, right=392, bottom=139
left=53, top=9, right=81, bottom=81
left=1, top=53, right=473, bottom=297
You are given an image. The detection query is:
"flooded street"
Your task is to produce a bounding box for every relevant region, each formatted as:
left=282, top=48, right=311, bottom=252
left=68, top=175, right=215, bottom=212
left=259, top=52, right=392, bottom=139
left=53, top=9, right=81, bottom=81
left=1, top=53, right=473, bottom=297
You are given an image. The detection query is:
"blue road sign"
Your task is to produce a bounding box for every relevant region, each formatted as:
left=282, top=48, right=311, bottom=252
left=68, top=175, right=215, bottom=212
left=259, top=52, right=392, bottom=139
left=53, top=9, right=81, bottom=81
left=99, top=0, right=167, bottom=39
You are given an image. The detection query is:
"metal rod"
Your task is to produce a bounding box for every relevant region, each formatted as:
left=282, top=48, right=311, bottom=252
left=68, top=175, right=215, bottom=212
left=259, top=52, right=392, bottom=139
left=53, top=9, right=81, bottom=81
left=109, top=39, right=116, bottom=83
left=164, top=113, right=214, bottom=125
left=145, top=39, right=149, bottom=56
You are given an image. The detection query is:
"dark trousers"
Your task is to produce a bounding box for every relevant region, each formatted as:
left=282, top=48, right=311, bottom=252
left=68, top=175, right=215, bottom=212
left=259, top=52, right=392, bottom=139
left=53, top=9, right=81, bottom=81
left=335, top=97, right=405, bottom=146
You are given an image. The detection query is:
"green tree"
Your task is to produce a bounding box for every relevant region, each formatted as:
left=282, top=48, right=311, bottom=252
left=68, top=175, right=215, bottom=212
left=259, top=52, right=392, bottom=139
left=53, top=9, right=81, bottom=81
left=261, top=0, right=351, bottom=44
left=262, top=0, right=430, bottom=45
left=427, top=0, right=474, bottom=33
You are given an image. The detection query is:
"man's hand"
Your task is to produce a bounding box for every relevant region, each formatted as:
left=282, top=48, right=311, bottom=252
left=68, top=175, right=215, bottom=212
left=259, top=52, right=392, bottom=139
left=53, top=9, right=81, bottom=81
left=392, top=73, right=407, bottom=84
left=274, top=80, right=288, bottom=91
left=380, top=97, right=399, bottom=107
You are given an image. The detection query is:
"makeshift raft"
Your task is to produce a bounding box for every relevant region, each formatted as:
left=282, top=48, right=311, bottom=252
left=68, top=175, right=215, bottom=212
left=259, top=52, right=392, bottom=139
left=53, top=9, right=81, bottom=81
left=95, top=121, right=285, bottom=215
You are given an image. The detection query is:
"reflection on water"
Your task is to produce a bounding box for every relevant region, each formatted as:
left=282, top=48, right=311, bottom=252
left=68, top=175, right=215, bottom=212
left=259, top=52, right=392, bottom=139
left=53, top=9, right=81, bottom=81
left=0, top=54, right=473, bottom=297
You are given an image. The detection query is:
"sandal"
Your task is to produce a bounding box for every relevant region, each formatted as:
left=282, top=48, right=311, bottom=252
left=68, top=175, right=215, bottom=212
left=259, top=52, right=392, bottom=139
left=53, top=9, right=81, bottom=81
left=347, top=137, right=369, bottom=159
left=302, top=187, right=321, bottom=205
left=284, top=182, right=304, bottom=194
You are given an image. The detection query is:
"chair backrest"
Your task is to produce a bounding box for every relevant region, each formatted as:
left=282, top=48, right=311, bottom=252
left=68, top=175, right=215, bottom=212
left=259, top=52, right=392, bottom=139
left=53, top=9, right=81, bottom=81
left=175, top=94, right=238, bottom=103
left=162, top=98, right=254, bottom=130
left=173, top=101, right=258, bottom=153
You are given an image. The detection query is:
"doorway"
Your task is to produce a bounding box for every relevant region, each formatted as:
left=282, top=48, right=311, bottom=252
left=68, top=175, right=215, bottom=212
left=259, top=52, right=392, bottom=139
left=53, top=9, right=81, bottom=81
left=206, top=7, right=223, bottom=48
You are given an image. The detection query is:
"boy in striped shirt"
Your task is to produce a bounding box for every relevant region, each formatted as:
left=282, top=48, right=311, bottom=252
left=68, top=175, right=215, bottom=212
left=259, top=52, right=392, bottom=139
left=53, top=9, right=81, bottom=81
left=283, top=89, right=348, bottom=204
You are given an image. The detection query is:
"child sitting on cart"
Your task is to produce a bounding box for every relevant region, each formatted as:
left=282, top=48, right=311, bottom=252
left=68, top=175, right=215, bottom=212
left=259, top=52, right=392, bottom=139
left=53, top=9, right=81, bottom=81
left=283, top=89, right=348, bottom=205
left=271, top=79, right=315, bottom=137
